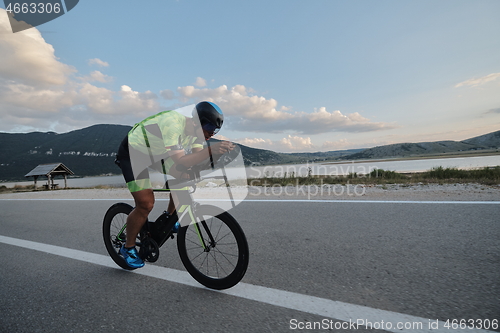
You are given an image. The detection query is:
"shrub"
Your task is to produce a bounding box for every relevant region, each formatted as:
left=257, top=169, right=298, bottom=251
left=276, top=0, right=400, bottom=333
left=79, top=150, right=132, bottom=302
left=369, top=169, right=407, bottom=180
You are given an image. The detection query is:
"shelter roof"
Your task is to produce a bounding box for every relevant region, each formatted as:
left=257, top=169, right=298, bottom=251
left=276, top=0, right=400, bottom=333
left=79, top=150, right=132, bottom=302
left=25, top=163, right=74, bottom=177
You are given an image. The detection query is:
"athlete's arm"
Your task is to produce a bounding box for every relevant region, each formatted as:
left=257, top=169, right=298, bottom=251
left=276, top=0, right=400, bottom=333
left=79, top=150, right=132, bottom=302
left=168, top=141, right=233, bottom=168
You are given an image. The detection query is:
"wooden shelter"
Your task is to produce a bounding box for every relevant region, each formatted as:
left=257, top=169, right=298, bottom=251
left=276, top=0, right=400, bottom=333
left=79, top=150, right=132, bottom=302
left=25, top=163, right=74, bottom=190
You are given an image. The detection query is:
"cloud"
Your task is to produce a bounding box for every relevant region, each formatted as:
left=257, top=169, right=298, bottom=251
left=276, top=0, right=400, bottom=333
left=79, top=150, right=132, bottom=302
left=194, top=77, right=206, bottom=87
left=231, top=135, right=357, bottom=152
left=168, top=81, right=396, bottom=134
left=227, top=136, right=354, bottom=153
left=233, top=135, right=315, bottom=152
left=278, top=135, right=315, bottom=151
left=0, top=82, right=78, bottom=113
left=455, top=72, right=500, bottom=88
left=0, top=9, right=162, bottom=132
left=234, top=137, right=273, bottom=148
left=82, top=70, right=112, bottom=83
left=321, top=139, right=351, bottom=150
left=77, top=84, right=159, bottom=116
left=88, top=58, right=109, bottom=67
left=159, top=88, right=175, bottom=100
left=485, top=107, right=500, bottom=114
left=0, top=10, right=75, bottom=87
left=116, top=85, right=158, bottom=115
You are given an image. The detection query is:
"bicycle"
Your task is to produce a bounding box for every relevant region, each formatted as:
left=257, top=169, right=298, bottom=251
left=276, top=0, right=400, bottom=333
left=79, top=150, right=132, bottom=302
left=102, top=147, right=249, bottom=290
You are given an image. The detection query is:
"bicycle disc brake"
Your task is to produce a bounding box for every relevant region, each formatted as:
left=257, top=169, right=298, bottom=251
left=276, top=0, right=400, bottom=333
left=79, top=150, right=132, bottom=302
left=139, top=237, right=160, bottom=262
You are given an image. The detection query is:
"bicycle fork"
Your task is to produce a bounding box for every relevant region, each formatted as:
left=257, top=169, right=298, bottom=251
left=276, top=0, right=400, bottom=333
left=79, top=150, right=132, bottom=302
left=178, top=204, right=216, bottom=252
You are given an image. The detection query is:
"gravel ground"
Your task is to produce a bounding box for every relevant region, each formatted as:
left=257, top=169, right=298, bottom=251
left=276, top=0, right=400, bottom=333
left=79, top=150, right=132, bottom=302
left=1, top=183, right=499, bottom=201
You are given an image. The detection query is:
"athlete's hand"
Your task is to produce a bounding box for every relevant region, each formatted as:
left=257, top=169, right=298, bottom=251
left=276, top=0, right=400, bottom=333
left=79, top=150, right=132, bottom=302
left=210, top=141, right=234, bottom=155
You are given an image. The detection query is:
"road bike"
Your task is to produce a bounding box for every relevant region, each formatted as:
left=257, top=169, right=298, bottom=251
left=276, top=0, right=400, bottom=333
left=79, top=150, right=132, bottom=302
left=102, top=148, right=249, bottom=290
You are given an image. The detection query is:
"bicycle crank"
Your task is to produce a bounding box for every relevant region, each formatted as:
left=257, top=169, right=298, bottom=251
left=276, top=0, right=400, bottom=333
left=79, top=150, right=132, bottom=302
left=139, top=237, right=160, bottom=262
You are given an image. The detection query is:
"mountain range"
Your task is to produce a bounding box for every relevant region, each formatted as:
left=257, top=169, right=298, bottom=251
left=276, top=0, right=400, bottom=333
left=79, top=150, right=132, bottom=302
left=0, top=125, right=498, bottom=181
left=346, top=130, right=500, bottom=160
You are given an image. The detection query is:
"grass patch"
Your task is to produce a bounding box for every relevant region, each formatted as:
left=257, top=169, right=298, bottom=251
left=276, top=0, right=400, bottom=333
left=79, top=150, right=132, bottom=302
left=369, top=169, right=408, bottom=181
left=422, top=166, right=500, bottom=185
left=248, top=166, right=500, bottom=186
left=0, top=184, right=39, bottom=194
left=91, top=185, right=116, bottom=189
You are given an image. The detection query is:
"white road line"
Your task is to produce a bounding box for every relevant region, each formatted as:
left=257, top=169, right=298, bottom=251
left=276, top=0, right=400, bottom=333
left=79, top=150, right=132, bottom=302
left=214, top=199, right=500, bottom=204
left=0, top=235, right=495, bottom=333
left=0, top=198, right=499, bottom=204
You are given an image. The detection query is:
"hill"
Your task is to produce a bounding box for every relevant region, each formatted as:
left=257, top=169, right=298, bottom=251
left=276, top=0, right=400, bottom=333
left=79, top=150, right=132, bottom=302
left=461, top=130, right=500, bottom=147
left=0, top=124, right=131, bottom=181
left=343, top=130, right=500, bottom=160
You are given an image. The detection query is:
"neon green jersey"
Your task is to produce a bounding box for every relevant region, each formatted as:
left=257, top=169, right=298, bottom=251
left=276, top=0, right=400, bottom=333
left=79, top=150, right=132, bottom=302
left=128, top=110, right=204, bottom=156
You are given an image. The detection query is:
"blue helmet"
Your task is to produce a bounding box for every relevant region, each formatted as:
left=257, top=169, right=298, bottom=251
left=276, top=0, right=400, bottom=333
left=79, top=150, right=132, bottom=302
left=193, top=101, right=224, bottom=134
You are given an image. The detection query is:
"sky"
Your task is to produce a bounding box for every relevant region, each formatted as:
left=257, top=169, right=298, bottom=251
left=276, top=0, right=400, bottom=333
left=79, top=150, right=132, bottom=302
left=0, top=0, right=499, bottom=153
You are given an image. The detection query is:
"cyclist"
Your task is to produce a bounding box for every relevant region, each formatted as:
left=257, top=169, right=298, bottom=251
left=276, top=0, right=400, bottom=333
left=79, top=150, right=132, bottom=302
left=115, top=101, right=234, bottom=268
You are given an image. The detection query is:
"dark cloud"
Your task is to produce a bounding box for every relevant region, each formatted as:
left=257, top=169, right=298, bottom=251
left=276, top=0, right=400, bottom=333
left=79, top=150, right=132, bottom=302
left=485, top=108, right=500, bottom=114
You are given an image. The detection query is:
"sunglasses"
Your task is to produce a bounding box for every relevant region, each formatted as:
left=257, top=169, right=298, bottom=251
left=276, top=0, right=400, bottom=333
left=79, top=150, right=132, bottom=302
left=202, top=123, right=220, bottom=134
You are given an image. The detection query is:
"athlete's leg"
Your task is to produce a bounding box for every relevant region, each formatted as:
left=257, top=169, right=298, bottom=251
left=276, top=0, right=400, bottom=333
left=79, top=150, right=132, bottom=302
left=115, top=136, right=155, bottom=263
left=125, top=188, right=154, bottom=248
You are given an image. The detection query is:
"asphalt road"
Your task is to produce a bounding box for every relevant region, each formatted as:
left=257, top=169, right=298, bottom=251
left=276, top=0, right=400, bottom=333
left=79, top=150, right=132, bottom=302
left=0, top=199, right=499, bottom=333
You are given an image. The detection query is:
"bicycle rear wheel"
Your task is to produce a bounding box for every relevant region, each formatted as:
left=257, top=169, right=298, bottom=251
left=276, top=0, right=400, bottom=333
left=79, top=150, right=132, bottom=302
left=102, top=202, right=136, bottom=270
left=177, top=205, right=249, bottom=290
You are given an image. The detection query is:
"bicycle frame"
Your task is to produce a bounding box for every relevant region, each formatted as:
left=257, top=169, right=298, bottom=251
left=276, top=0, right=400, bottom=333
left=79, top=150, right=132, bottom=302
left=152, top=180, right=218, bottom=251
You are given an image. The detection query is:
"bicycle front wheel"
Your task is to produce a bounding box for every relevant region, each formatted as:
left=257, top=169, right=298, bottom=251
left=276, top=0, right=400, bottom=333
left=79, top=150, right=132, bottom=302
left=177, top=205, right=249, bottom=290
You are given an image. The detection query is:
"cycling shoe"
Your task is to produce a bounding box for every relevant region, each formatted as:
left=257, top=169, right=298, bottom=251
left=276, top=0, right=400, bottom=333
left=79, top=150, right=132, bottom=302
left=120, top=245, right=145, bottom=268
left=172, top=221, right=180, bottom=233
